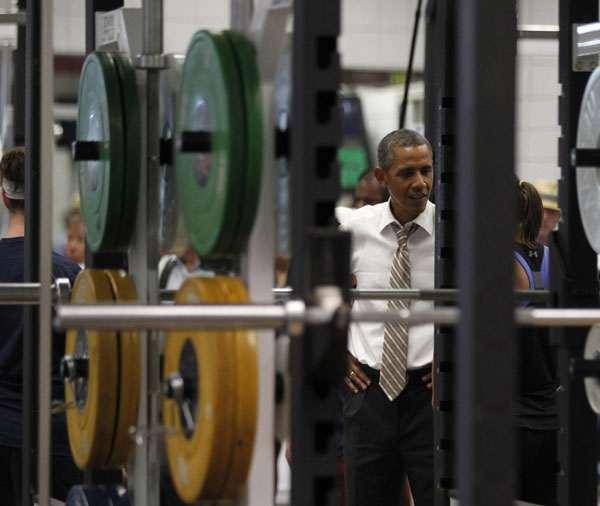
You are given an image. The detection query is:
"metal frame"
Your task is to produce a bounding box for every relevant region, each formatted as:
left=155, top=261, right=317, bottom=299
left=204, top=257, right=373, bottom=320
left=425, top=0, right=457, bottom=503
left=553, top=2, right=600, bottom=505
left=455, top=2, right=516, bottom=506
left=289, top=1, right=348, bottom=505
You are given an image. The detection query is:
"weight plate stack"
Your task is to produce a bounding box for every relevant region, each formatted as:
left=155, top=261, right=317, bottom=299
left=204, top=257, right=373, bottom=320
left=163, top=276, right=258, bottom=503
left=111, top=53, right=141, bottom=251
left=576, top=66, right=600, bottom=253
left=159, top=54, right=188, bottom=254
left=76, top=51, right=141, bottom=253
left=64, top=269, right=140, bottom=470
left=175, top=30, right=245, bottom=257
left=76, top=52, right=125, bottom=252
left=223, top=30, right=263, bottom=253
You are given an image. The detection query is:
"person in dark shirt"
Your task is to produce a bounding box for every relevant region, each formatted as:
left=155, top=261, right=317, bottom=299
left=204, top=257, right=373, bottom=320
left=513, top=178, right=558, bottom=506
left=0, top=147, right=82, bottom=505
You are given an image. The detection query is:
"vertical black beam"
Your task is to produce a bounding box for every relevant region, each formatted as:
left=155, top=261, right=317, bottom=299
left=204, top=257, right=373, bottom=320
left=455, top=2, right=516, bottom=506
left=423, top=0, right=437, bottom=145
left=22, top=0, right=41, bottom=503
left=290, top=2, right=347, bottom=506
left=553, top=2, right=599, bottom=505
left=430, top=1, right=455, bottom=505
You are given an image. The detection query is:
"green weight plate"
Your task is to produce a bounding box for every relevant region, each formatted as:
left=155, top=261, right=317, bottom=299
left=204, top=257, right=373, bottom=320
left=77, top=52, right=125, bottom=252
left=111, top=52, right=141, bottom=251
left=223, top=30, right=263, bottom=253
left=175, top=30, right=245, bottom=257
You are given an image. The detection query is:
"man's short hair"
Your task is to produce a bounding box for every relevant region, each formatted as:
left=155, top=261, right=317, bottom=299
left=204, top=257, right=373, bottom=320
left=0, top=146, right=25, bottom=211
left=377, top=129, right=432, bottom=172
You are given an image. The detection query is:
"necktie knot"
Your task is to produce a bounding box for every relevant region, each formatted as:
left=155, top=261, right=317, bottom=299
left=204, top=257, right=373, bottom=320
left=391, top=222, right=417, bottom=246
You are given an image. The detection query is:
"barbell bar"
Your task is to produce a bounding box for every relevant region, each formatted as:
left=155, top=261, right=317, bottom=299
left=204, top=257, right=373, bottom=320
left=1, top=282, right=549, bottom=305
left=55, top=303, right=600, bottom=335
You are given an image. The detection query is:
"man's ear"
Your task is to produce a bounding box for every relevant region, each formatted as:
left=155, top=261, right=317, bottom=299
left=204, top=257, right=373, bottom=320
left=374, top=166, right=387, bottom=188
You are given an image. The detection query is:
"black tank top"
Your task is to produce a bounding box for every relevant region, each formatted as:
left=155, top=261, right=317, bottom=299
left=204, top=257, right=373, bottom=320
left=514, top=242, right=558, bottom=430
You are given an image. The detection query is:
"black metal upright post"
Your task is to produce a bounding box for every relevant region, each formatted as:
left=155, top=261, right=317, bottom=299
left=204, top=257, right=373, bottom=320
left=427, top=0, right=456, bottom=504
left=289, top=2, right=349, bottom=506
left=455, top=2, right=516, bottom=506
left=22, top=0, right=41, bottom=503
left=553, top=2, right=599, bottom=505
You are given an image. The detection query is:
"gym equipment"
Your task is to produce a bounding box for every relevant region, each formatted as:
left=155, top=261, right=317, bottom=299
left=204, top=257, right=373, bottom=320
left=74, top=51, right=141, bottom=252
left=162, top=276, right=257, bottom=503
left=63, top=269, right=140, bottom=470
left=576, top=66, right=600, bottom=253
left=175, top=30, right=262, bottom=257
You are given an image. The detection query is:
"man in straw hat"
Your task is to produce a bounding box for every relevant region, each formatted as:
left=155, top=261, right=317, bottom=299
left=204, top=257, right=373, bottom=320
left=534, top=179, right=561, bottom=246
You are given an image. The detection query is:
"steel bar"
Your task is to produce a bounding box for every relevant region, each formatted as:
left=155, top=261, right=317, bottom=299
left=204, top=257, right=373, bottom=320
left=575, top=22, right=600, bottom=57
left=272, top=287, right=549, bottom=303
left=517, top=24, right=559, bottom=39
left=0, top=10, right=26, bottom=25
left=37, top=0, right=55, bottom=504
left=55, top=304, right=600, bottom=331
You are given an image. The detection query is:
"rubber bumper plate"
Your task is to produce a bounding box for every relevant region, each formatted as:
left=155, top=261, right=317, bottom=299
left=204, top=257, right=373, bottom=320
left=223, top=30, right=263, bottom=253
left=212, top=276, right=258, bottom=500
left=577, top=66, right=600, bottom=253
left=175, top=30, right=245, bottom=257
left=163, top=276, right=257, bottom=503
left=159, top=54, right=188, bottom=254
left=65, top=269, right=140, bottom=470
left=76, top=52, right=125, bottom=252
left=65, top=270, right=119, bottom=469
left=111, top=53, right=141, bottom=251
left=103, top=269, right=140, bottom=468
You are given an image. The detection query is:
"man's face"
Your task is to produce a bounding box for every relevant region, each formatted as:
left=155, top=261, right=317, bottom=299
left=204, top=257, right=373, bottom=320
left=540, top=208, right=560, bottom=236
left=354, top=179, right=384, bottom=208
left=374, top=144, right=433, bottom=224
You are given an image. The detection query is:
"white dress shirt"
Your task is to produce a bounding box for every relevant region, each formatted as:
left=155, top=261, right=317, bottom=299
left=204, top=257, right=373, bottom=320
left=339, top=200, right=435, bottom=370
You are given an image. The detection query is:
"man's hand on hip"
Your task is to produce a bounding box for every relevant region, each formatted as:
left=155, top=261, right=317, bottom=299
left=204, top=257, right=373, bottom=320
left=345, top=353, right=371, bottom=393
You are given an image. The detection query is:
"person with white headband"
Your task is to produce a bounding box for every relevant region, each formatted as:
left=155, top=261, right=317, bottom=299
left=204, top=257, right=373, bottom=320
left=0, top=146, right=83, bottom=505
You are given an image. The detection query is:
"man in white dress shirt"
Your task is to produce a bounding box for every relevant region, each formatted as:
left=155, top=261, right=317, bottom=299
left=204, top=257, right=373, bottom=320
left=339, top=129, right=434, bottom=506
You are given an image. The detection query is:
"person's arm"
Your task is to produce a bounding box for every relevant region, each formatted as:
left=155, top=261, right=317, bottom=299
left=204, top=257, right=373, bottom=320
left=514, top=258, right=529, bottom=291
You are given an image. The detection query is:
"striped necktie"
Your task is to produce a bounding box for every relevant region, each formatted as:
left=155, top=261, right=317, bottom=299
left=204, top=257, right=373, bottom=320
left=380, top=222, right=417, bottom=401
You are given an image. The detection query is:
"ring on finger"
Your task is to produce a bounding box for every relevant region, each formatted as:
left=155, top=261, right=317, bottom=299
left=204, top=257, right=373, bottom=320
left=349, top=370, right=355, bottom=379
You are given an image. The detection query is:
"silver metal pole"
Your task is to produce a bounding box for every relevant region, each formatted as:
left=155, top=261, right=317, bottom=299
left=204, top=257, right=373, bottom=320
left=55, top=304, right=600, bottom=331
left=37, top=0, right=54, bottom=503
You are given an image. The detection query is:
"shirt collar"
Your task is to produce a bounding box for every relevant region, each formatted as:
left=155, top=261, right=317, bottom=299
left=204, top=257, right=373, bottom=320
left=378, top=199, right=434, bottom=236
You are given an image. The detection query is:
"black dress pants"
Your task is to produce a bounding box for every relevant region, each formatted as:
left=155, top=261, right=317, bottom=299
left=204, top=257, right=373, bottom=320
left=343, top=365, right=433, bottom=506
left=0, top=445, right=83, bottom=506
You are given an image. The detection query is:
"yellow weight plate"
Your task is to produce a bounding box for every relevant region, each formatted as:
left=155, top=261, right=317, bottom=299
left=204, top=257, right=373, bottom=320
left=163, top=277, right=236, bottom=504
left=213, top=276, right=258, bottom=501
left=65, top=269, right=119, bottom=470
left=103, top=270, right=141, bottom=468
